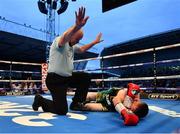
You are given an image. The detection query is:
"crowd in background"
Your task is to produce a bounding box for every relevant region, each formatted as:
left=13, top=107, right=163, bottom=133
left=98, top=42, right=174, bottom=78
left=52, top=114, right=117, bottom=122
left=0, top=76, right=42, bottom=95
left=0, top=64, right=179, bottom=95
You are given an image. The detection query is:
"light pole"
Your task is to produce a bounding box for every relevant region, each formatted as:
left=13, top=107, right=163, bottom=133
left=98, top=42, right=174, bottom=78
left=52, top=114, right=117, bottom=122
left=37, top=0, right=72, bottom=62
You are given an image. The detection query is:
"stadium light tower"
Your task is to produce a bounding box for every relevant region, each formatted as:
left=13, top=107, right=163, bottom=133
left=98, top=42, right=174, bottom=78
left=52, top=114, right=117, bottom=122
left=37, top=0, right=76, bottom=62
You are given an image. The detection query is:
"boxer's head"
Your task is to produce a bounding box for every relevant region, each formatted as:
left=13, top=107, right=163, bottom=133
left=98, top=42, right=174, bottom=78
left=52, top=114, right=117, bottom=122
left=131, top=101, right=149, bottom=118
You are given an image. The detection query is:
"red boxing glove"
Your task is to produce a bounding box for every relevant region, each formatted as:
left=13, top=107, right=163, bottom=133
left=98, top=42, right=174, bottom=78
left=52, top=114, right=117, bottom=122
left=127, top=83, right=140, bottom=99
left=121, top=109, right=139, bottom=126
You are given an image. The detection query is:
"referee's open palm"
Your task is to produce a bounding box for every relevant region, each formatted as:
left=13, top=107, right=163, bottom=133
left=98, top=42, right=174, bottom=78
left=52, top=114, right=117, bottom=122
left=75, top=7, right=89, bottom=28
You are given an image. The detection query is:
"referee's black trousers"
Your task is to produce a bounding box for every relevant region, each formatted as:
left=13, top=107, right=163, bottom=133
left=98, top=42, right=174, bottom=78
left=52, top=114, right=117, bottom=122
left=40, top=72, right=91, bottom=115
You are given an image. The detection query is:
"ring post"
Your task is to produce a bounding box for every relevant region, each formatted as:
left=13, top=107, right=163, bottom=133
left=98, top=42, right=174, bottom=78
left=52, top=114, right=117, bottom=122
left=9, top=61, right=13, bottom=90
left=153, top=48, right=157, bottom=91
left=101, top=56, right=105, bottom=90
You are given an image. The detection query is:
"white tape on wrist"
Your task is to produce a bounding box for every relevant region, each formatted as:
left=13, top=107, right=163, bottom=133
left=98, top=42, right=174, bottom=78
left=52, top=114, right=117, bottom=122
left=115, top=103, right=125, bottom=113
left=123, top=96, right=133, bottom=109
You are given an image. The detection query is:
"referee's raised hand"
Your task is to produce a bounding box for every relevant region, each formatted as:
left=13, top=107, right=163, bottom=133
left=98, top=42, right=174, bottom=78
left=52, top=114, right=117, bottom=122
left=75, top=7, right=89, bottom=28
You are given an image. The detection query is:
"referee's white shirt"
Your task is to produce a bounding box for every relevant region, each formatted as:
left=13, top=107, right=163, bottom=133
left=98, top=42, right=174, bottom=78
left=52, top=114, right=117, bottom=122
left=48, top=37, right=80, bottom=77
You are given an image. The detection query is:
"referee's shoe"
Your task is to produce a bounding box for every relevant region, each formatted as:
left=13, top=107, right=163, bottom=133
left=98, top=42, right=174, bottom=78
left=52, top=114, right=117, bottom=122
left=32, top=94, right=43, bottom=111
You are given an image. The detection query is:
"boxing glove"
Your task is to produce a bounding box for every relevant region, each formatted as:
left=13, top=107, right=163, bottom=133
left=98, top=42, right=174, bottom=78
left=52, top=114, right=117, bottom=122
left=121, top=109, right=139, bottom=126
left=127, top=83, right=140, bottom=99
left=115, top=102, right=139, bottom=126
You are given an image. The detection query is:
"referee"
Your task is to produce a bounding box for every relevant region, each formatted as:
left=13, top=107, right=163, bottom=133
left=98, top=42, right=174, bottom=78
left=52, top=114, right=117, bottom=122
left=32, top=7, right=103, bottom=115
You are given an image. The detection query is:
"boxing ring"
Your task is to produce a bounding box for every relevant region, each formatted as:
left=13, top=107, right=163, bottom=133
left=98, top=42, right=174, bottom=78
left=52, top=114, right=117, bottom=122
left=0, top=43, right=180, bottom=133
left=0, top=96, right=180, bottom=133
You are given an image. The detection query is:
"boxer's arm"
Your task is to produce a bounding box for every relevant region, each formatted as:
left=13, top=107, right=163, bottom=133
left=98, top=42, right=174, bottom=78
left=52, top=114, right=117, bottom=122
left=113, top=89, right=139, bottom=126
left=112, top=89, right=126, bottom=106
left=114, top=98, right=139, bottom=126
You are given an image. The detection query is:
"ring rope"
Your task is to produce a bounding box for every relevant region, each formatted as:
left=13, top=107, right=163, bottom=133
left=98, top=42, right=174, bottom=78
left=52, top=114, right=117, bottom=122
left=0, top=80, right=41, bottom=82
left=0, top=60, right=41, bottom=66
left=91, top=75, right=180, bottom=82
left=1, top=75, right=178, bottom=83
left=75, top=58, right=180, bottom=72
left=0, top=43, right=179, bottom=65
left=141, top=87, right=180, bottom=91
left=0, top=70, right=41, bottom=74
left=89, top=87, right=180, bottom=91
left=74, top=43, right=180, bottom=63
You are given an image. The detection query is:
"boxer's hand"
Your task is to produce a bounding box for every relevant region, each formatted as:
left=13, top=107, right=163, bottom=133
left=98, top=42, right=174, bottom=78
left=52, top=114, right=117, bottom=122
left=121, top=109, right=139, bottom=126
